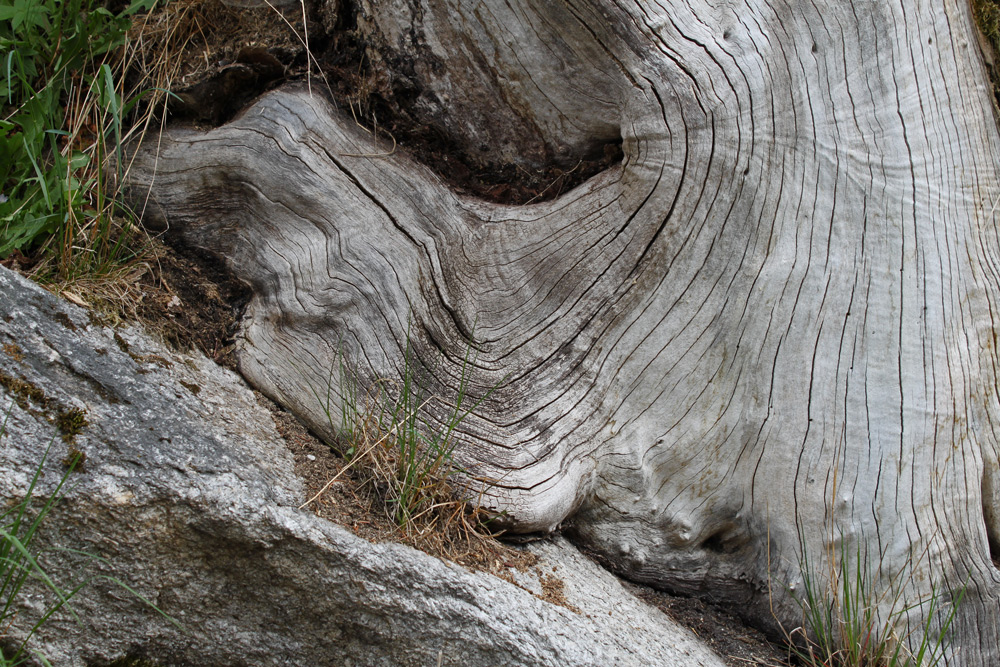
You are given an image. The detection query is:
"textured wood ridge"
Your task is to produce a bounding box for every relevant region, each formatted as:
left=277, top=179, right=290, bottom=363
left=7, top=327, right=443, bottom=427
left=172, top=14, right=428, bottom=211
left=128, top=0, right=1000, bottom=661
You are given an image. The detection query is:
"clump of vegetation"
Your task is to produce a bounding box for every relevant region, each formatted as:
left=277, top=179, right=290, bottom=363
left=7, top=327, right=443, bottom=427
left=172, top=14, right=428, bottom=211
left=974, top=0, right=1000, bottom=52
left=0, top=369, right=89, bottom=443
left=305, top=331, right=501, bottom=538
left=55, top=407, right=87, bottom=443
left=61, top=447, right=87, bottom=471
left=0, top=371, right=47, bottom=410
left=782, top=538, right=965, bottom=667
left=0, top=0, right=163, bottom=279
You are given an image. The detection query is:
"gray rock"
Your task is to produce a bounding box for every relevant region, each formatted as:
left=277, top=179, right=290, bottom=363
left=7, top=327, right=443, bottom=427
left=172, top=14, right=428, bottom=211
left=0, top=266, right=725, bottom=667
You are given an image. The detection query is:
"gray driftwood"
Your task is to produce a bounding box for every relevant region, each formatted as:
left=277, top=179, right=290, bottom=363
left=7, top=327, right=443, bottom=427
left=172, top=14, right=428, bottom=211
left=128, top=0, right=1000, bottom=662
left=0, top=266, right=725, bottom=667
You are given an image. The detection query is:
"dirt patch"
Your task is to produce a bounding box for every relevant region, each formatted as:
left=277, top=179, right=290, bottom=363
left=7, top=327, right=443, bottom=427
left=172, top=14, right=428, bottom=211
left=131, top=240, right=250, bottom=368
left=630, top=585, right=792, bottom=667
left=537, top=569, right=581, bottom=613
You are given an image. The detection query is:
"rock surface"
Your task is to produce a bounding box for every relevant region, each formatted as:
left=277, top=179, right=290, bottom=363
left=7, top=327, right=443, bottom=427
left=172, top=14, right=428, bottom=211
left=0, top=266, right=725, bottom=667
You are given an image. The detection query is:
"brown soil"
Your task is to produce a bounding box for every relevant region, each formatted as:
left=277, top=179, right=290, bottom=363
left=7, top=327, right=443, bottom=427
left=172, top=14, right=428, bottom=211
left=133, top=241, right=250, bottom=369
left=631, top=585, right=792, bottom=667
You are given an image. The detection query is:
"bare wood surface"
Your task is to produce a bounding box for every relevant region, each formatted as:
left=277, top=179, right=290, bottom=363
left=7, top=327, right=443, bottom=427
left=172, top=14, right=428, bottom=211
left=128, top=0, right=1000, bottom=661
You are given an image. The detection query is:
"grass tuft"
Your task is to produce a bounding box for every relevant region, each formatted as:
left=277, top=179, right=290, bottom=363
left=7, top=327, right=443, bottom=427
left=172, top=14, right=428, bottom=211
left=0, top=0, right=209, bottom=313
left=304, top=326, right=503, bottom=538
left=1, top=0, right=157, bottom=274
left=782, top=536, right=965, bottom=667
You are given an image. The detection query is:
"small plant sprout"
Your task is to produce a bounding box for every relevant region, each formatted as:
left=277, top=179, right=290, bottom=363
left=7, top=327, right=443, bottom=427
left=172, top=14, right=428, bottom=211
left=1, top=417, right=83, bottom=666
left=303, top=323, right=503, bottom=535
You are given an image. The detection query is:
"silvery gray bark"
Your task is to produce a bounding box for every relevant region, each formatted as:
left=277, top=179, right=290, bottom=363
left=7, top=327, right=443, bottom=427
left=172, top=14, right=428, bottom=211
left=127, top=0, right=1000, bottom=661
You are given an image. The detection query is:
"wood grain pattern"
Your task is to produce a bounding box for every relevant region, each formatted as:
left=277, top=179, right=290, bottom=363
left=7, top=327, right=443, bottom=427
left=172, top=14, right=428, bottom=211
left=128, top=0, right=1000, bottom=660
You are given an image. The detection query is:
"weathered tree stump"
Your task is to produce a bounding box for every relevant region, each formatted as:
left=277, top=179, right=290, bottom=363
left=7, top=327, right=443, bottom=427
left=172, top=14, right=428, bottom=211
left=128, top=0, right=1000, bottom=661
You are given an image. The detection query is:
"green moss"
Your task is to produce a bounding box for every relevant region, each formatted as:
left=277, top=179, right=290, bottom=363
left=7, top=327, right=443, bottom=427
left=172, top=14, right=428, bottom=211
left=62, top=446, right=86, bottom=471
left=0, top=370, right=88, bottom=442
left=1, top=342, right=24, bottom=361
left=55, top=407, right=88, bottom=443
left=0, top=369, right=50, bottom=410
left=179, top=380, right=201, bottom=395
left=975, top=0, right=1000, bottom=47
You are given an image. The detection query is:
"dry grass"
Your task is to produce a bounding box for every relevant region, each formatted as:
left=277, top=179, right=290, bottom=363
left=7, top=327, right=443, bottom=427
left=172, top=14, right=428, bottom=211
left=125, top=0, right=305, bottom=88
left=300, top=341, right=511, bottom=557
left=275, top=394, right=536, bottom=577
